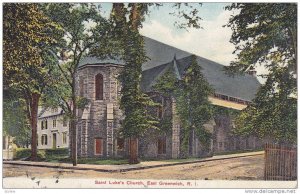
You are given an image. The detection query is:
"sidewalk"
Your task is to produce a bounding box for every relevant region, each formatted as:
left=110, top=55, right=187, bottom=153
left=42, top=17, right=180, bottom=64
left=3, top=151, right=264, bottom=173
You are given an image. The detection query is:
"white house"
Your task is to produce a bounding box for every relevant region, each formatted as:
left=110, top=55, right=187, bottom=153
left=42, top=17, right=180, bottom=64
left=37, top=107, right=69, bottom=149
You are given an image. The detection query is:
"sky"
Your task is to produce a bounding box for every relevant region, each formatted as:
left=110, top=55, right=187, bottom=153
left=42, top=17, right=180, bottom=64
left=140, top=3, right=234, bottom=66
left=99, top=3, right=235, bottom=65
left=97, top=3, right=267, bottom=83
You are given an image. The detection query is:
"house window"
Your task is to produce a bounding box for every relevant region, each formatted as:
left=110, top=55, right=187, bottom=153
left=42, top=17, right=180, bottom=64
left=95, top=73, right=103, bottom=100
left=42, top=120, right=48, bottom=130
left=117, top=138, right=125, bottom=150
left=62, top=132, right=67, bottom=144
left=53, top=119, right=56, bottom=128
left=41, top=135, right=48, bottom=145
left=94, top=138, right=103, bottom=155
left=63, top=118, right=68, bottom=127
left=51, top=108, right=58, bottom=113
left=158, top=137, right=166, bottom=155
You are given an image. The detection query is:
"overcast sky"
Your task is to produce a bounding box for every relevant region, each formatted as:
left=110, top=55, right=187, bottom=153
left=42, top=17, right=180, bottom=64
left=140, top=3, right=234, bottom=66
left=98, top=2, right=266, bottom=83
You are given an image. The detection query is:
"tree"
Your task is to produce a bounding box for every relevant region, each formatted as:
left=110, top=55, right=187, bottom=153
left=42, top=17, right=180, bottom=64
left=109, top=3, right=158, bottom=164
left=180, top=55, right=214, bottom=155
left=42, top=3, right=113, bottom=166
left=154, top=55, right=214, bottom=157
left=3, top=3, right=61, bottom=160
left=109, top=3, right=204, bottom=163
left=3, top=91, right=31, bottom=148
left=224, top=3, right=297, bottom=145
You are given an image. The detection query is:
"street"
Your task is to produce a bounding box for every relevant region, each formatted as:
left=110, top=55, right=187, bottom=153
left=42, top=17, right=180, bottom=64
left=3, top=154, right=264, bottom=180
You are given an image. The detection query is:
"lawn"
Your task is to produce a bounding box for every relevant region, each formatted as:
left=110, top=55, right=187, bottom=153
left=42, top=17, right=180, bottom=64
left=45, top=156, right=129, bottom=165
left=15, top=148, right=263, bottom=165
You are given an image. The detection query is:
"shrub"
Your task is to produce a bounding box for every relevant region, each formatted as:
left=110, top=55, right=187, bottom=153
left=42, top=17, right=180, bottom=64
left=45, top=148, right=69, bottom=156
left=15, top=148, right=31, bottom=159
left=15, top=148, right=46, bottom=160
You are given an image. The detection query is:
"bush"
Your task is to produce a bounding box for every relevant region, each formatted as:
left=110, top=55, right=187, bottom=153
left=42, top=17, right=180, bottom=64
left=15, top=148, right=31, bottom=159
left=45, top=148, right=69, bottom=156
left=15, top=148, right=46, bottom=160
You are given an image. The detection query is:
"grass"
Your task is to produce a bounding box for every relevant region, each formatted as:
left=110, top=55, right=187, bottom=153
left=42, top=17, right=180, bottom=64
left=141, top=149, right=264, bottom=163
left=213, top=148, right=264, bottom=156
left=44, top=155, right=129, bottom=165
left=17, top=148, right=264, bottom=165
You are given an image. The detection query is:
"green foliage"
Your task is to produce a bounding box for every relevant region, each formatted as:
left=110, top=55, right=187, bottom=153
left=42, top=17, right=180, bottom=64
left=110, top=5, right=159, bottom=138
left=3, top=93, right=31, bottom=147
left=44, top=148, right=69, bottom=156
left=158, top=115, right=173, bottom=134
left=154, top=55, right=214, bottom=156
left=224, top=3, right=297, bottom=75
left=77, top=158, right=128, bottom=165
left=213, top=105, right=239, bottom=118
left=3, top=3, right=60, bottom=90
left=225, top=3, right=297, bottom=144
left=234, top=66, right=297, bottom=144
left=153, top=69, right=178, bottom=96
left=76, top=97, right=91, bottom=110
left=170, top=3, right=203, bottom=29
left=41, top=3, right=113, bottom=114
left=15, top=148, right=69, bottom=160
left=3, top=3, right=64, bottom=160
left=15, top=148, right=46, bottom=160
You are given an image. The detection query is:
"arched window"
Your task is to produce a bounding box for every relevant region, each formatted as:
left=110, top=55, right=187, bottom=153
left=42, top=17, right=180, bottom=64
left=95, top=73, right=103, bottom=100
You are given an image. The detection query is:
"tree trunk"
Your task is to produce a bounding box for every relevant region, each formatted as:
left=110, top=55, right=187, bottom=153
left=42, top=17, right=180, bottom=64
left=129, top=137, right=139, bottom=164
left=71, top=78, right=77, bottom=166
left=30, top=92, right=40, bottom=161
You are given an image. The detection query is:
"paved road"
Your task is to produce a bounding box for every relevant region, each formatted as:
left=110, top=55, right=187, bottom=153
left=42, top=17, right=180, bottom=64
left=3, top=154, right=264, bottom=180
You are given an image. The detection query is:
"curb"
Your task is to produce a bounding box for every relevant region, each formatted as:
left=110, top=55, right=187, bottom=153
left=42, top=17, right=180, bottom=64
left=4, top=152, right=264, bottom=173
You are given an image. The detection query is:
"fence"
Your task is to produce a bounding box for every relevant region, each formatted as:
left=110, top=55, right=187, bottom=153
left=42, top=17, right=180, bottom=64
left=264, top=143, right=297, bottom=180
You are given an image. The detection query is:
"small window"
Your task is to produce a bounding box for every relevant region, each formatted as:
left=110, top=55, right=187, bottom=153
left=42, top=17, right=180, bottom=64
left=41, top=135, right=48, bottom=145
left=95, top=74, right=103, bottom=100
left=94, top=138, right=103, bottom=155
left=53, top=119, right=56, bottom=128
left=63, top=118, right=68, bottom=127
left=158, top=137, right=166, bottom=155
left=62, top=132, right=67, bottom=144
left=117, top=138, right=124, bottom=150
left=42, top=120, right=48, bottom=130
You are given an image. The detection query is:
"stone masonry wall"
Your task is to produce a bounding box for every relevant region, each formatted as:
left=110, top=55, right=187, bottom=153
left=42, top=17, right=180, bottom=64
left=75, top=64, right=123, bottom=158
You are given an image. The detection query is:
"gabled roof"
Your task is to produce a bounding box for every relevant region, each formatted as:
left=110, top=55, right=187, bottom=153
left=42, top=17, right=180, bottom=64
left=79, top=36, right=260, bottom=101
left=142, top=55, right=260, bottom=101
left=78, top=56, right=124, bottom=67
left=38, top=107, right=64, bottom=119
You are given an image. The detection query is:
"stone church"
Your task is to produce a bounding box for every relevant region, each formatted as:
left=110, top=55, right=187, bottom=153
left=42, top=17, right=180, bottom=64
left=75, top=36, right=263, bottom=159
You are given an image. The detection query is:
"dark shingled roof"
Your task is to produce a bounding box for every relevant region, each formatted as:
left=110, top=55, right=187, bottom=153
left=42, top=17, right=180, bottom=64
left=79, top=36, right=261, bottom=101
left=78, top=56, right=124, bottom=67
